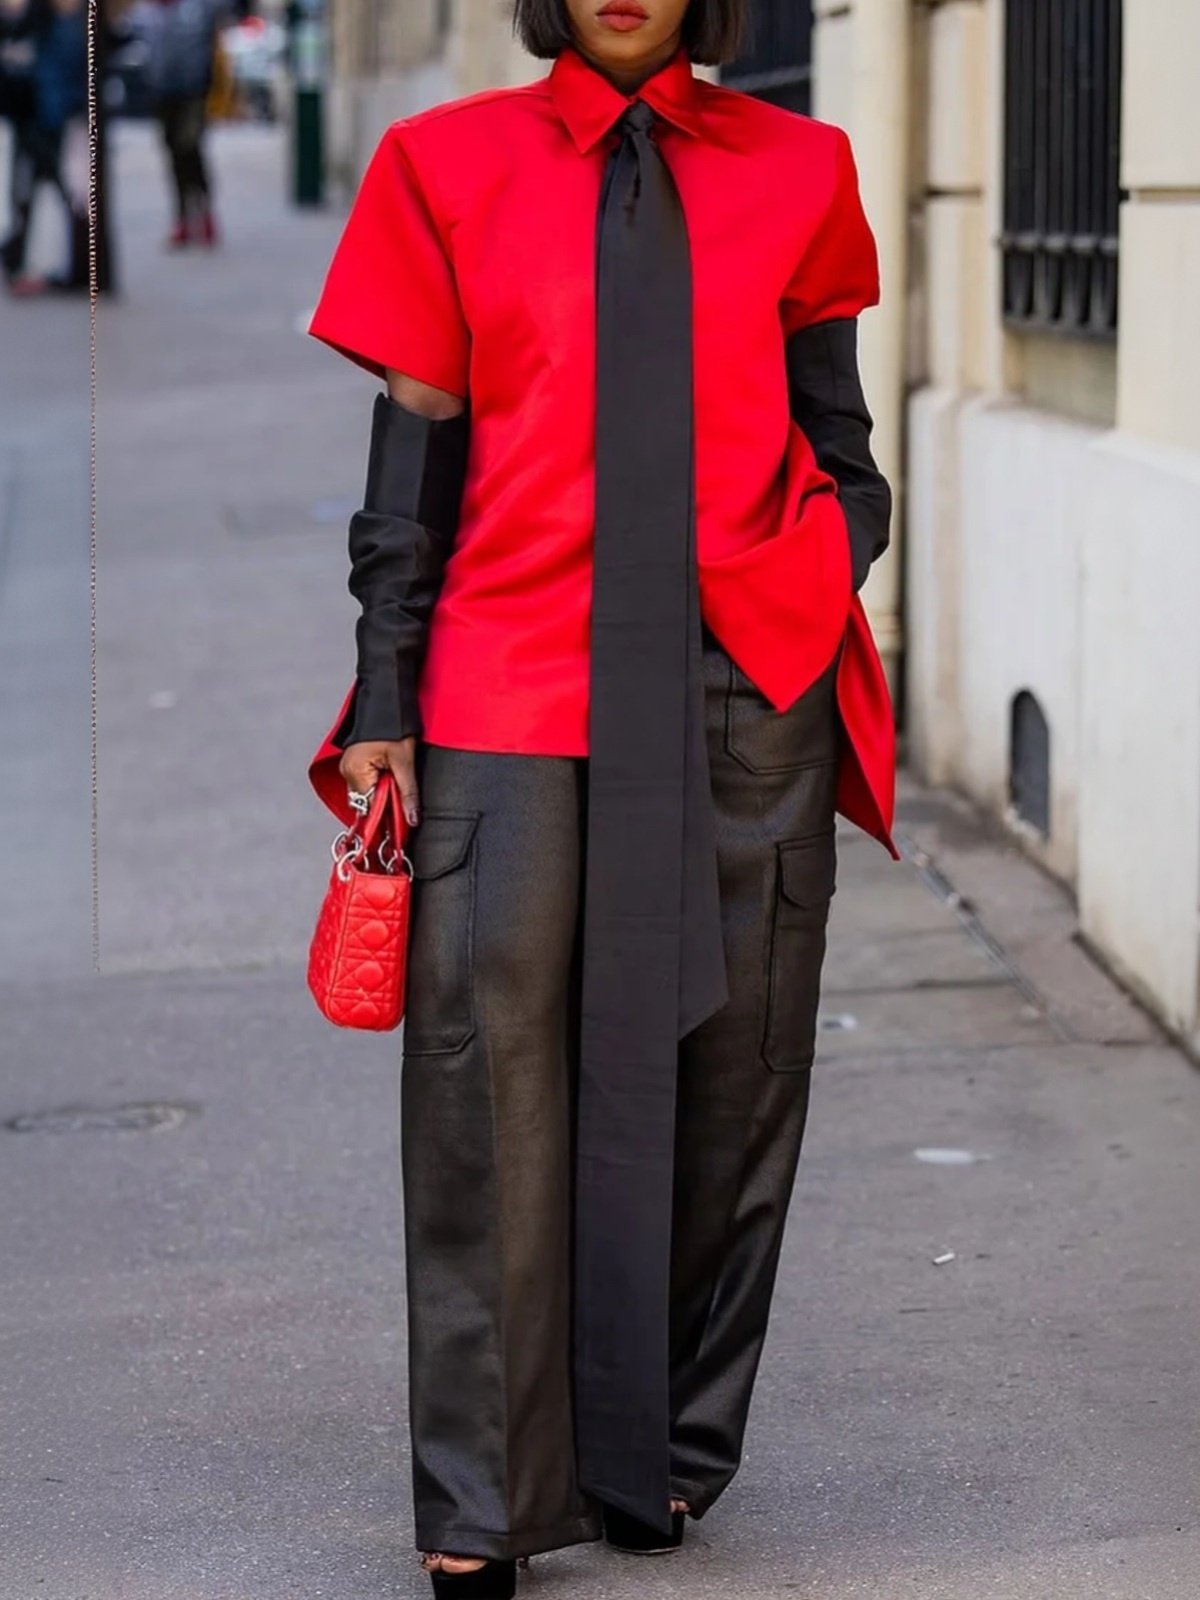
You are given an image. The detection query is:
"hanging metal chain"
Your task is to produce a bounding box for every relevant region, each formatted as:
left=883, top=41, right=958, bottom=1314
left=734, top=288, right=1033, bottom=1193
left=86, top=0, right=100, bottom=972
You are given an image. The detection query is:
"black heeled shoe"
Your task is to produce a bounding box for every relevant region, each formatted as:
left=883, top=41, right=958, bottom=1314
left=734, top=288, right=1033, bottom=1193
left=602, top=1504, right=687, bottom=1555
left=421, top=1555, right=518, bottom=1598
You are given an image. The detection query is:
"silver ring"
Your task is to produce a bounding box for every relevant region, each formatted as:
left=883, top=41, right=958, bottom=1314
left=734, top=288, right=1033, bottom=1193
left=346, top=786, right=374, bottom=815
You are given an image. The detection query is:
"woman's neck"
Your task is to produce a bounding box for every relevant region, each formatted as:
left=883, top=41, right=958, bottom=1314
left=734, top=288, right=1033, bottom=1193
left=578, top=34, right=683, bottom=97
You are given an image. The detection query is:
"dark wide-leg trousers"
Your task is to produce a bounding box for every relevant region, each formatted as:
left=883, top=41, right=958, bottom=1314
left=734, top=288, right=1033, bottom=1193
left=400, top=630, right=842, bottom=1560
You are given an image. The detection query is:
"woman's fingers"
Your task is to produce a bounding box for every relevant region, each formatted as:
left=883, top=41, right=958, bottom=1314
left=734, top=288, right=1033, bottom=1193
left=338, top=742, right=388, bottom=799
left=338, top=739, right=420, bottom=827
left=386, top=739, right=421, bottom=828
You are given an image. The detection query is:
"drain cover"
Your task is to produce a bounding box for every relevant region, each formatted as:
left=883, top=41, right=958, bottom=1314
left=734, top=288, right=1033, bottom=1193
left=4, top=1101, right=197, bottom=1134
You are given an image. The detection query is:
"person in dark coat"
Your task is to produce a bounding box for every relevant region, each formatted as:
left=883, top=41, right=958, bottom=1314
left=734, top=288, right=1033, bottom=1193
left=0, top=0, right=39, bottom=279
left=142, top=0, right=231, bottom=247
left=0, top=0, right=86, bottom=293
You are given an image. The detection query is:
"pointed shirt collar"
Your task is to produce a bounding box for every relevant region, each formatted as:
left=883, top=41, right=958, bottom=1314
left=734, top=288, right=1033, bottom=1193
left=548, top=45, right=711, bottom=154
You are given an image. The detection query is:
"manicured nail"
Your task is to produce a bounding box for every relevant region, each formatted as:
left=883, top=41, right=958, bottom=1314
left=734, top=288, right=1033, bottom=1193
left=406, top=805, right=420, bottom=827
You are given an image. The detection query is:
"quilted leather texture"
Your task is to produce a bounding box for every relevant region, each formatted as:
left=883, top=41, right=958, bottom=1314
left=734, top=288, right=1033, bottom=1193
left=307, top=857, right=410, bottom=1031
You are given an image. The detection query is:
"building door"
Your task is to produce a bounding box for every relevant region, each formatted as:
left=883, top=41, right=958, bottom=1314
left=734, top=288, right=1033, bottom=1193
left=721, top=0, right=813, bottom=115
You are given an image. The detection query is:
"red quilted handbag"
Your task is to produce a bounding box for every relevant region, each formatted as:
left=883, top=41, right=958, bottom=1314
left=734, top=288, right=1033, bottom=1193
left=307, top=771, right=411, bottom=1031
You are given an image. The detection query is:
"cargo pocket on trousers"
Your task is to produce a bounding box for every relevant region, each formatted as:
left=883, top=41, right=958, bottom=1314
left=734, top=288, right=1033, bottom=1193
left=762, top=832, right=837, bottom=1072
left=726, top=652, right=843, bottom=776
left=402, top=812, right=480, bottom=1057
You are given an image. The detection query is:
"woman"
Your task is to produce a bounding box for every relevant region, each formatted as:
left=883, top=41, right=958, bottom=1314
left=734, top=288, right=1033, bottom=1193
left=306, top=0, right=896, bottom=1593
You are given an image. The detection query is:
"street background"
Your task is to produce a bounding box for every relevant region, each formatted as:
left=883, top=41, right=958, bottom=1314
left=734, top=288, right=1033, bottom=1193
left=2, top=41, right=1200, bottom=1600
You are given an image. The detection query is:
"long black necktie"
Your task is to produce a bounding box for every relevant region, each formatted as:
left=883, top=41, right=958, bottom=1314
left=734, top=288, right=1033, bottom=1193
left=574, top=98, right=729, bottom=1533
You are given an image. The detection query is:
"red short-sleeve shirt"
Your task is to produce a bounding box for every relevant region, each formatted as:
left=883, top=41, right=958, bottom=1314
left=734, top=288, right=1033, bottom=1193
left=308, top=46, right=896, bottom=853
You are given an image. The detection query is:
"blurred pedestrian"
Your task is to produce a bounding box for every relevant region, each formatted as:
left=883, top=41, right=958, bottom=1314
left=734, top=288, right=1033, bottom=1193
left=0, top=0, right=38, bottom=279
left=0, top=0, right=86, bottom=295
left=143, top=0, right=232, bottom=248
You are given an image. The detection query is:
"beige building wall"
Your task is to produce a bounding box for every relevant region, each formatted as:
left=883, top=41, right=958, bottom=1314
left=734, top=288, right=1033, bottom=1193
left=1077, top=0, right=1200, bottom=1048
left=898, top=0, right=1200, bottom=1052
left=326, top=0, right=537, bottom=187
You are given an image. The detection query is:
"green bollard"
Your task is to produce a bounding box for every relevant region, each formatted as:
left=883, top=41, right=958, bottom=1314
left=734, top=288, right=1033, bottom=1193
left=290, top=1, right=326, bottom=207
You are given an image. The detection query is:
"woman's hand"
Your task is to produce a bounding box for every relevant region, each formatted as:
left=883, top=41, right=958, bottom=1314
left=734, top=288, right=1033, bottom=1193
left=339, top=738, right=421, bottom=829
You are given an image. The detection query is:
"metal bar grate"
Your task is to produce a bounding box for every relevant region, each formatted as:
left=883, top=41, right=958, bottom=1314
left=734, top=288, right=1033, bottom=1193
left=1001, top=0, right=1123, bottom=338
left=722, top=0, right=813, bottom=116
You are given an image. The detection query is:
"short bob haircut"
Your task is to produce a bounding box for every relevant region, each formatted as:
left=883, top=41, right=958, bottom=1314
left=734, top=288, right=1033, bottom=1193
left=513, top=0, right=748, bottom=67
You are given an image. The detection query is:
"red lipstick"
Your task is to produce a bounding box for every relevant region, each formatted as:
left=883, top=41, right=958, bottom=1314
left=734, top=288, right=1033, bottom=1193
left=597, top=0, right=649, bottom=31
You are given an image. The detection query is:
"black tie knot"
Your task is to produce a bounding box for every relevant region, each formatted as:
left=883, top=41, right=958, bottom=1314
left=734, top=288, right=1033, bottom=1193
left=620, top=100, right=657, bottom=140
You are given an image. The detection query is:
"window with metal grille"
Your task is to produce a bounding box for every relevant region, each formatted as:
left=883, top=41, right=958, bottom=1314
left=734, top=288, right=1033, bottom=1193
left=721, top=0, right=813, bottom=116
left=1001, top=0, right=1123, bottom=338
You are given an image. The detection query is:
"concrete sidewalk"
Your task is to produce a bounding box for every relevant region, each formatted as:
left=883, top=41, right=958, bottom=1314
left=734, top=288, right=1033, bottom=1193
left=0, top=121, right=94, bottom=977
left=1, top=118, right=1199, bottom=1600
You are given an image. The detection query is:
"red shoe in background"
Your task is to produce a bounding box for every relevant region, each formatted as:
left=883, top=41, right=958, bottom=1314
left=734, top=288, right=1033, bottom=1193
left=197, top=208, right=220, bottom=248
left=166, top=217, right=191, bottom=249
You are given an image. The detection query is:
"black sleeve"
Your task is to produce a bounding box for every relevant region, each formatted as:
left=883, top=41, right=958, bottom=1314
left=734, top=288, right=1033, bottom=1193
left=785, top=316, right=892, bottom=593
left=341, top=390, right=469, bottom=745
